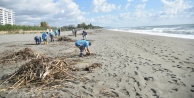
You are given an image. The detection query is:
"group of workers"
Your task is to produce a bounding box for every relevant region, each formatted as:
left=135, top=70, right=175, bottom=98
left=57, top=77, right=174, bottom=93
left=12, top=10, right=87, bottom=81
left=34, top=29, right=60, bottom=45
left=34, top=29, right=91, bottom=57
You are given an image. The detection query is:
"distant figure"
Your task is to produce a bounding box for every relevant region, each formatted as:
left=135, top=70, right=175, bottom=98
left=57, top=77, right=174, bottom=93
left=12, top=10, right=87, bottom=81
left=82, top=30, right=87, bottom=40
left=54, top=30, right=58, bottom=37
left=49, top=31, right=54, bottom=42
left=58, top=29, right=61, bottom=36
left=34, top=36, right=42, bottom=45
left=42, top=32, right=48, bottom=45
left=72, top=29, right=74, bottom=35
left=75, top=40, right=91, bottom=57
left=74, top=29, right=77, bottom=37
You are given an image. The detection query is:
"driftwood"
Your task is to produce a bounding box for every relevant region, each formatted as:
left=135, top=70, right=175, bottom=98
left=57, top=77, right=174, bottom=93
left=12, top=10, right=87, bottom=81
left=0, top=48, right=102, bottom=92
left=0, top=48, right=36, bottom=64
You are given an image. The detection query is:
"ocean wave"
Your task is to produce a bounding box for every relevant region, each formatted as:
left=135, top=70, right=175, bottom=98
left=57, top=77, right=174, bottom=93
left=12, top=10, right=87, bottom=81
left=108, top=24, right=194, bottom=39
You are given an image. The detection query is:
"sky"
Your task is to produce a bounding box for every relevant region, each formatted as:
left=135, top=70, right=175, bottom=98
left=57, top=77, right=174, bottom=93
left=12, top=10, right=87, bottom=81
left=0, top=0, right=194, bottom=27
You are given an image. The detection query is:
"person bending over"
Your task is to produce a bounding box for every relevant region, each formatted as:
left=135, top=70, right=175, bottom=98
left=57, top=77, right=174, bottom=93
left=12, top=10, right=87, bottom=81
left=34, top=36, right=42, bottom=45
left=75, top=40, right=91, bottom=57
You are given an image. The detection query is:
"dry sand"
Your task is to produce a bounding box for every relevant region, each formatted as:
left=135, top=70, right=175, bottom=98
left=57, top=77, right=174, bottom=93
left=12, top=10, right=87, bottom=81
left=0, top=29, right=194, bottom=98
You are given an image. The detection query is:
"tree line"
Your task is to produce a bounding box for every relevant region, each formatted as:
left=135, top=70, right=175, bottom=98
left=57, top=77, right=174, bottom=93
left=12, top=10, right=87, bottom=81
left=0, top=24, right=46, bottom=31
left=0, top=22, right=103, bottom=31
left=60, top=22, right=103, bottom=31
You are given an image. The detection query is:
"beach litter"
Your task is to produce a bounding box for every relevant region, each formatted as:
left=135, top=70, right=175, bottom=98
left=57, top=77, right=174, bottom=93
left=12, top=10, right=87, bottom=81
left=58, top=36, right=74, bottom=42
left=0, top=48, right=102, bottom=92
left=0, top=48, right=37, bottom=64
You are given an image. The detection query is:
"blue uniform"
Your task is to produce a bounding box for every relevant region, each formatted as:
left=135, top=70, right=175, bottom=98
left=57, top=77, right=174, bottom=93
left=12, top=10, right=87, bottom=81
left=75, top=40, right=89, bottom=48
left=49, top=32, right=54, bottom=42
left=34, top=36, right=41, bottom=45
left=42, top=32, right=47, bottom=41
left=82, top=31, right=87, bottom=36
left=82, top=31, right=87, bottom=40
left=75, top=40, right=90, bottom=57
left=54, top=30, right=58, bottom=36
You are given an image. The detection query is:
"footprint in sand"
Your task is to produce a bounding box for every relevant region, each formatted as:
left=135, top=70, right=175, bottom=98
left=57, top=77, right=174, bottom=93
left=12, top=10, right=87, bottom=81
left=135, top=66, right=139, bottom=70
left=134, top=71, right=138, bottom=75
left=191, top=85, right=194, bottom=92
left=186, top=67, right=194, bottom=72
left=150, top=89, right=159, bottom=97
left=121, top=88, right=130, bottom=97
left=172, top=87, right=178, bottom=91
left=144, top=77, right=154, bottom=81
left=136, top=92, right=141, bottom=98
left=176, top=65, right=182, bottom=68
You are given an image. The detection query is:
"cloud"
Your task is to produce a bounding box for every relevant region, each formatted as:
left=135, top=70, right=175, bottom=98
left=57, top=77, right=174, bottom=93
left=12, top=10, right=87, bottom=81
left=142, top=0, right=148, bottom=3
left=92, top=0, right=116, bottom=12
left=0, top=0, right=193, bottom=27
left=125, top=0, right=133, bottom=9
left=0, top=0, right=84, bottom=26
left=117, top=5, right=122, bottom=10
left=90, top=0, right=194, bottom=27
left=161, top=0, right=192, bottom=15
left=134, top=4, right=147, bottom=18
left=119, top=12, right=131, bottom=19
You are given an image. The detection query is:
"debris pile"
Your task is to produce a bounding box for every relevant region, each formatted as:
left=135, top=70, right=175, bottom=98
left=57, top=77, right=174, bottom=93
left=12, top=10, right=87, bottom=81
left=58, top=36, right=73, bottom=42
left=0, top=48, right=102, bottom=92
left=0, top=48, right=37, bottom=64
left=9, top=57, right=75, bottom=85
left=0, top=57, right=78, bottom=92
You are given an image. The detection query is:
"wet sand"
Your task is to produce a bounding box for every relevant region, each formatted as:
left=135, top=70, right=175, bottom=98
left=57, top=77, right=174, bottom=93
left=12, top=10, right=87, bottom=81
left=0, top=29, right=194, bottom=98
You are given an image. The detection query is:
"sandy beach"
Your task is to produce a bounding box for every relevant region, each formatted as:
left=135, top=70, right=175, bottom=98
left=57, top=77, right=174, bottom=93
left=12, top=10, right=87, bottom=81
left=0, top=29, right=194, bottom=98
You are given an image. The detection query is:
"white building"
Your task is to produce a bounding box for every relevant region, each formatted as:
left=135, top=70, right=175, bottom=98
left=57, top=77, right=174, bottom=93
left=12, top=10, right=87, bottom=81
left=0, top=6, right=15, bottom=25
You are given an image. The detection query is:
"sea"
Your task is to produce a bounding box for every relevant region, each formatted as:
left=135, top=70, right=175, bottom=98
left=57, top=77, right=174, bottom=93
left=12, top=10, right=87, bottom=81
left=108, top=24, right=194, bottom=39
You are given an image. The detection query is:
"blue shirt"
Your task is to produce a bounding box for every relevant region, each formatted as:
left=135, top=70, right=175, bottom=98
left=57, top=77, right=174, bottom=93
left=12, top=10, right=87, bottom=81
left=54, top=30, right=58, bottom=35
left=34, top=36, right=42, bottom=42
left=82, top=31, right=87, bottom=36
left=49, top=32, right=54, bottom=36
left=76, top=40, right=89, bottom=48
left=42, top=32, right=47, bottom=39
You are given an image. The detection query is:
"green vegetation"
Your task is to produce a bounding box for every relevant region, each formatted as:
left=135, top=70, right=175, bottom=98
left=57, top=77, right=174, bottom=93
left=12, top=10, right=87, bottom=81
left=0, top=24, right=46, bottom=31
left=40, top=22, right=49, bottom=28
left=61, top=22, right=103, bottom=31
left=0, top=22, right=102, bottom=32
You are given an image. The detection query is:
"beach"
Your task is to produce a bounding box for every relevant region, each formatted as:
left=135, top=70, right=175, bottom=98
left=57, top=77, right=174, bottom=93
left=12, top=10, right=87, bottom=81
left=0, top=29, right=194, bottom=98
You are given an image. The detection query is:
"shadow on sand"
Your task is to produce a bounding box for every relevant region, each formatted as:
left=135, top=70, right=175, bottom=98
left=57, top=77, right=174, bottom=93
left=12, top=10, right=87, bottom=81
left=24, top=43, right=39, bottom=45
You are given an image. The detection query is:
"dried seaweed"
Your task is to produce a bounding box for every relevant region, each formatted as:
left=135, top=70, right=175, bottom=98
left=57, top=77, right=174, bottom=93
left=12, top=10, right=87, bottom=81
left=84, top=63, right=102, bottom=72
left=58, top=36, right=74, bottom=42
left=0, top=48, right=37, bottom=64
left=0, top=48, right=101, bottom=92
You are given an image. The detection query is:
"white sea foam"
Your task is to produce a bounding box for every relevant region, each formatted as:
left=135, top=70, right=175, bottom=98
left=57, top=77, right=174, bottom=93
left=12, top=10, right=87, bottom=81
left=108, top=24, right=194, bottom=39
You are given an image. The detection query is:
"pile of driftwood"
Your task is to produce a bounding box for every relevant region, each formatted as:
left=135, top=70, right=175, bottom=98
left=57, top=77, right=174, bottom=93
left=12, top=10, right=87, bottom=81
left=0, top=48, right=36, bottom=64
left=0, top=48, right=102, bottom=92
left=0, top=54, right=78, bottom=92
left=58, top=36, right=74, bottom=42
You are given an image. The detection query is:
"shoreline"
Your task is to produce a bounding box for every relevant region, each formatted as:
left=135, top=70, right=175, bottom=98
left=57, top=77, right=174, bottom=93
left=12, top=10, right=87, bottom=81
left=109, top=29, right=194, bottom=40
left=0, top=29, right=194, bottom=98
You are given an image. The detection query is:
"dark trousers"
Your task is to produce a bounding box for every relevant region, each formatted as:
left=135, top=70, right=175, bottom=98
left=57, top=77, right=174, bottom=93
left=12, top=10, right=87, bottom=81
left=50, top=35, right=54, bottom=42
left=35, top=39, right=40, bottom=45
left=79, top=46, right=84, bottom=57
left=75, top=31, right=77, bottom=37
